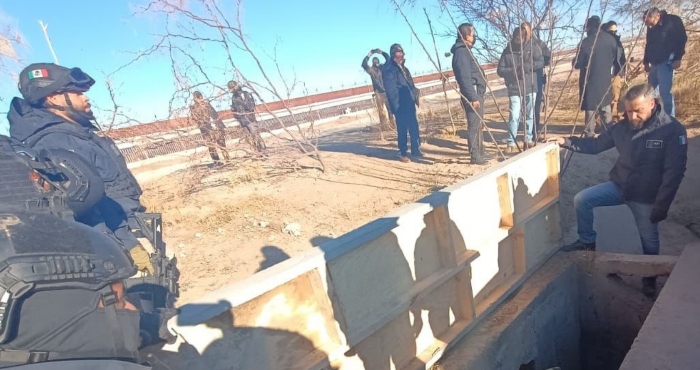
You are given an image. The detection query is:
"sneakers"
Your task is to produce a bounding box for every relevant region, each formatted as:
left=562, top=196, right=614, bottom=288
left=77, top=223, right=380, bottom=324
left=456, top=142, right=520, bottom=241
left=642, top=277, right=657, bottom=298
left=411, top=150, right=424, bottom=159
left=560, top=240, right=596, bottom=252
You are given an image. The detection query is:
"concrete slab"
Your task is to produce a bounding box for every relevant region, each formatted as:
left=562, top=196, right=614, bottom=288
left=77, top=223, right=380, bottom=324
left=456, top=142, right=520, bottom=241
left=594, top=205, right=642, bottom=254
left=593, top=205, right=698, bottom=256
left=619, top=243, right=700, bottom=370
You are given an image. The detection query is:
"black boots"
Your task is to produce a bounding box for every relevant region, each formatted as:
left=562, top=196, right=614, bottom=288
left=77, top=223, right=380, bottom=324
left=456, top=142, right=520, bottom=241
left=560, top=240, right=597, bottom=252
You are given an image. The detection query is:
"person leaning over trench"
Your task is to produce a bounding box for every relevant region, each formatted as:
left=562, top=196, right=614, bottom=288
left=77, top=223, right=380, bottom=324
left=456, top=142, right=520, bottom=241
left=550, top=83, right=688, bottom=298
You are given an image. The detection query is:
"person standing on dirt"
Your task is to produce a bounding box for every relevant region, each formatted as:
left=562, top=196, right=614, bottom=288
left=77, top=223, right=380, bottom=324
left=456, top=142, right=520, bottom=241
left=521, top=21, right=551, bottom=142
left=551, top=83, right=688, bottom=298
left=604, top=21, right=627, bottom=123
left=572, top=16, right=619, bottom=137
left=7, top=62, right=153, bottom=274
left=497, top=26, right=544, bottom=153
left=382, top=43, right=422, bottom=163
left=362, top=49, right=395, bottom=131
left=451, top=23, right=489, bottom=165
left=229, top=80, right=266, bottom=152
left=189, top=91, right=230, bottom=164
left=642, top=7, right=687, bottom=117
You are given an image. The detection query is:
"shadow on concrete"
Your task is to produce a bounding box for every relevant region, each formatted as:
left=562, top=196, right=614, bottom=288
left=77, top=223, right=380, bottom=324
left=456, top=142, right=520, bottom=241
left=142, top=301, right=338, bottom=370
left=256, top=246, right=291, bottom=272
left=316, top=217, right=426, bottom=370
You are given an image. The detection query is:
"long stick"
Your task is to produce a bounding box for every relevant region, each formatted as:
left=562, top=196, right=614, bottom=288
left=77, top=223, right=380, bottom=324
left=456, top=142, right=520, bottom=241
left=423, top=8, right=457, bottom=136
left=38, top=21, right=59, bottom=65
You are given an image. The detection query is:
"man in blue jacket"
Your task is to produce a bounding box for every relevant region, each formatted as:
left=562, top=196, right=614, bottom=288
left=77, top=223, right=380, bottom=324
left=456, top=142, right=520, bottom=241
left=382, top=43, right=422, bottom=163
left=6, top=63, right=153, bottom=274
left=552, top=83, right=687, bottom=297
left=451, top=23, right=489, bottom=164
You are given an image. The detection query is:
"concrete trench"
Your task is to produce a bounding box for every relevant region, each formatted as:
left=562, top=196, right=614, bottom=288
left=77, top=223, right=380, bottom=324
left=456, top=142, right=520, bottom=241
left=435, top=252, right=661, bottom=370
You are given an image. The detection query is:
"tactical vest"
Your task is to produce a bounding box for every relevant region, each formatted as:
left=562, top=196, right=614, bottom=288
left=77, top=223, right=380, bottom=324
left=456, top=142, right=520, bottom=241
left=23, top=125, right=143, bottom=201
left=0, top=136, right=74, bottom=218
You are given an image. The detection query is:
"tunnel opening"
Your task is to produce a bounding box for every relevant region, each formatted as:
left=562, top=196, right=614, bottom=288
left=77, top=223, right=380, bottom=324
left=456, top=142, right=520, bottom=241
left=435, top=253, right=665, bottom=370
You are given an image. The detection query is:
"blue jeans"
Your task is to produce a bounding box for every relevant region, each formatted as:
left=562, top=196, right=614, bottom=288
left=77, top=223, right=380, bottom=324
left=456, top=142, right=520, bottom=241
left=507, top=93, right=535, bottom=146
left=395, top=101, right=420, bottom=156
left=648, top=62, right=675, bottom=117
left=574, top=181, right=660, bottom=255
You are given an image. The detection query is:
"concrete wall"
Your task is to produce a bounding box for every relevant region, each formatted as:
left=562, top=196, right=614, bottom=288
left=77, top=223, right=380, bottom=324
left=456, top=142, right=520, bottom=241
left=434, top=254, right=581, bottom=370
left=141, top=144, right=563, bottom=370
left=620, top=244, right=700, bottom=370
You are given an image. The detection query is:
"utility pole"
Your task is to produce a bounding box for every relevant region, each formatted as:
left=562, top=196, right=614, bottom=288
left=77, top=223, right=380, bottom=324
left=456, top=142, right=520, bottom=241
left=38, top=20, right=59, bottom=65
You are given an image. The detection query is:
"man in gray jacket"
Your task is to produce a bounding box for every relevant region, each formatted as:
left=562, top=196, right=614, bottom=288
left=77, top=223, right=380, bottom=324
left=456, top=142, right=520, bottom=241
left=451, top=23, right=489, bottom=164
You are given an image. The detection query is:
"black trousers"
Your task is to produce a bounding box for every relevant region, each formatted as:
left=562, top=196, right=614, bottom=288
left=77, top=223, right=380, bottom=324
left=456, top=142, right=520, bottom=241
left=461, top=95, right=485, bottom=158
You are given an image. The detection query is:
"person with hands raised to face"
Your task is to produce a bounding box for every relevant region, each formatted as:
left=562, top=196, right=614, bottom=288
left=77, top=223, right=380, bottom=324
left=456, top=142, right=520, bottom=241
left=550, top=83, right=687, bottom=298
left=361, top=48, right=394, bottom=130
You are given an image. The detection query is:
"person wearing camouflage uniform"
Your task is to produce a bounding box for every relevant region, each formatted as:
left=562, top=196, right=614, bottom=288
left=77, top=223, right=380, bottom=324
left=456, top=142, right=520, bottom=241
left=189, top=91, right=230, bottom=163
left=362, top=48, right=395, bottom=131
left=228, top=81, right=266, bottom=152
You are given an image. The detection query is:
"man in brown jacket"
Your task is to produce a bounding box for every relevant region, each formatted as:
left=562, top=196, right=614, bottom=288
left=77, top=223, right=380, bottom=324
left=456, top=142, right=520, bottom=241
left=362, top=48, right=395, bottom=131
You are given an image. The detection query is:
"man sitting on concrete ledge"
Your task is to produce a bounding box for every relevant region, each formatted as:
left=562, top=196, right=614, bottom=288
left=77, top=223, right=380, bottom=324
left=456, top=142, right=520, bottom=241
left=550, top=83, right=688, bottom=297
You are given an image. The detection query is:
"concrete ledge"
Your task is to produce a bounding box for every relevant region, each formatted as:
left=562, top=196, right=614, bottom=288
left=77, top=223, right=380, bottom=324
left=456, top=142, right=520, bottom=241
left=620, top=243, right=700, bottom=370
left=592, top=252, right=678, bottom=277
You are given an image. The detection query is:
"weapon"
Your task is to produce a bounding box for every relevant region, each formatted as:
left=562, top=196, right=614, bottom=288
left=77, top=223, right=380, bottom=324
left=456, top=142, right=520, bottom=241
left=124, top=212, right=180, bottom=348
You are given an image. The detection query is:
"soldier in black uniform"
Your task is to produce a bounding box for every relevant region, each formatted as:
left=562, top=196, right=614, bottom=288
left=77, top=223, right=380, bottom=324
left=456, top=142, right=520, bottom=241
left=0, top=134, right=155, bottom=369
left=552, top=83, right=688, bottom=298
left=7, top=63, right=153, bottom=275
left=228, top=81, right=266, bottom=152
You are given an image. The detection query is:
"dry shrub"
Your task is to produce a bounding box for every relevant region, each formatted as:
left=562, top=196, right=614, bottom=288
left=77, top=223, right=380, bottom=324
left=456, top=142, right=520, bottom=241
left=674, top=38, right=700, bottom=122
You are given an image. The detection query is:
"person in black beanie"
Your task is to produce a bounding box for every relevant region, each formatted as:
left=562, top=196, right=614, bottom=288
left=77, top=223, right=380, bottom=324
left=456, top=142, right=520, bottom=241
left=381, top=43, right=422, bottom=162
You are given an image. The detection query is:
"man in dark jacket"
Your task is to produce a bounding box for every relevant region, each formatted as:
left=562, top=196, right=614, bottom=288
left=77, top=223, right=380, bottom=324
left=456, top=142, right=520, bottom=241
left=643, top=7, right=687, bottom=117
left=573, top=16, right=619, bottom=137
left=190, top=91, right=230, bottom=162
left=552, top=83, right=687, bottom=297
left=362, top=49, right=395, bottom=130
left=497, top=26, right=544, bottom=153
left=521, top=22, right=551, bottom=141
left=7, top=62, right=153, bottom=274
left=451, top=23, right=489, bottom=164
left=382, top=43, right=422, bottom=163
left=604, top=21, right=627, bottom=122
left=229, top=80, right=265, bottom=152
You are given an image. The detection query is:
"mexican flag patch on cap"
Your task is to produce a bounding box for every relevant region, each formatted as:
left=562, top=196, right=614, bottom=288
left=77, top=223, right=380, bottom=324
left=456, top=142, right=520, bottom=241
left=28, top=69, right=49, bottom=79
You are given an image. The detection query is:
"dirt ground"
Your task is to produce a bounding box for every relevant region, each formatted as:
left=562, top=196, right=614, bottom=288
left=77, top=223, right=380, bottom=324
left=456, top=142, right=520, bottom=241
left=134, top=46, right=700, bottom=304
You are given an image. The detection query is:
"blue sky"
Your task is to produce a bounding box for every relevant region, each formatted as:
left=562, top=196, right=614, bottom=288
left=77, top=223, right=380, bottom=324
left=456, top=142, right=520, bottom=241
left=0, top=0, right=624, bottom=134
left=0, top=0, right=462, bottom=133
